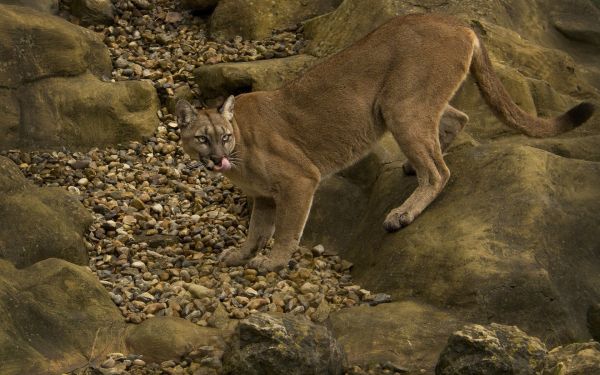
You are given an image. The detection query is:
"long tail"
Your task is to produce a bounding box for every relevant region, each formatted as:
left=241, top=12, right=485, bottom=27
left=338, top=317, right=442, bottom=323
left=469, top=38, right=595, bottom=138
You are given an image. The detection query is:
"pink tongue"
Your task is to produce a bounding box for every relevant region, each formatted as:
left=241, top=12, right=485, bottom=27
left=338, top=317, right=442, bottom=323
left=214, top=157, right=231, bottom=171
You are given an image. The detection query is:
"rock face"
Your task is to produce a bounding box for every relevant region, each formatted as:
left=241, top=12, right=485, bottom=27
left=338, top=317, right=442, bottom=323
left=329, top=302, right=465, bottom=372
left=435, top=323, right=548, bottom=375
left=0, top=156, right=92, bottom=268
left=210, top=0, right=342, bottom=40
left=0, top=0, right=58, bottom=13
left=70, top=0, right=115, bottom=26
left=0, top=4, right=159, bottom=150
left=0, top=258, right=126, bottom=375
left=195, top=55, right=317, bottom=101
left=222, top=313, right=346, bottom=375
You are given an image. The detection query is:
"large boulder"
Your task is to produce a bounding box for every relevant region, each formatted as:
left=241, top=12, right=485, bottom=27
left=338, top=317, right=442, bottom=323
left=0, top=258, right=127, bottom=375
left=0, top=0, right=58, bottom=13
left=329, top=302, right=465, bottom=373
left=0, top=5, right=159, bottom=150
left=222, top=312, right=346, bottom=374
left=0, top=257, right=229, bottom=374
left=435, top=323, right=548, bottom=375
left=17, top=73, right=159, bottom=149
left=125, top=317, right=225, bottom=364
left=306, top=142, right=600, bottom=348
left=210, top=0, right=342, bottom=40
left=0, top=156, right=92, bottom=268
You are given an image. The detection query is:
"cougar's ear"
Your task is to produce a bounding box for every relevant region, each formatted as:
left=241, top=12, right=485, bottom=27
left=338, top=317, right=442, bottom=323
left=176, top=100, right=196, bottom=128
left=219, top=95, right=235, bottom=122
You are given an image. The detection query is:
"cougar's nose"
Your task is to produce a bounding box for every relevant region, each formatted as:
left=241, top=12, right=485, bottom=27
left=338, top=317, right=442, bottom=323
left=210, top=155, right=223, bottom=165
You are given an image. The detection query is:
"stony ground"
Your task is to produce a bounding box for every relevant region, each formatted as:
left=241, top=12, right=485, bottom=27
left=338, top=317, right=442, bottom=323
left=1, top=1, right=392, bottom=374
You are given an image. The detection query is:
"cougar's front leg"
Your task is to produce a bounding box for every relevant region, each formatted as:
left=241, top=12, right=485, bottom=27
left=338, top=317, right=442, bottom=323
left=248, top=176, right=318, bottom=273
left=220, top=197, right=275, bottom=266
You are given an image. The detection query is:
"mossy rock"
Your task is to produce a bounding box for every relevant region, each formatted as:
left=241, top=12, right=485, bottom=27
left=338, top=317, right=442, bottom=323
left=0, top=156, right=92, bottom=268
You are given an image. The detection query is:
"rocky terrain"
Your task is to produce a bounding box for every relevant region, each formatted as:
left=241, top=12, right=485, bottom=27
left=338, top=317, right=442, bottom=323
left=0, top=0, right=600, bottom=374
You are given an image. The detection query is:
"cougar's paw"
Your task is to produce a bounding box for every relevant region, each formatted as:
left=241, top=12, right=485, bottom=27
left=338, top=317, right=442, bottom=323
left=219, top=248, right=249, bottom=267
left=383, top=211, right=414, bottom=232
left=247, top=255, right=288, bottom=274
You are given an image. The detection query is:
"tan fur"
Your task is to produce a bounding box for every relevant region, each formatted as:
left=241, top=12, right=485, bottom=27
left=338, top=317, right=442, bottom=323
left=178, top=14, right=595, bottom=273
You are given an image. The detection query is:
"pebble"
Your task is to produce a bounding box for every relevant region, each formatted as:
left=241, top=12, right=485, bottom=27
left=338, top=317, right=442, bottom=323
left=187, top=283, right=215, bottom=299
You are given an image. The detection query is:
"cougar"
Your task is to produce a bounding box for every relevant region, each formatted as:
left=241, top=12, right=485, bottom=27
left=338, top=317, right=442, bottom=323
left=177, top=14, right=595, bottom=273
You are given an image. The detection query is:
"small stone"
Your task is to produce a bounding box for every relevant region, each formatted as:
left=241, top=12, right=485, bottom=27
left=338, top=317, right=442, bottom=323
left=78, top=177, right=89, bottom=186
left=131, top=261, right=145, bottom=269
left=132, top=359, right=146, bottom=366
left=300, top=282, right=319, bottom=294
left=122, top=215, right=136, bottom=225
left=187, top=283, right=215, bottom=299
left=101, top=358, right=116, bottom=368
left=247, top=298, right=269, bottom=310
left=131, top=198, right=145, bottom=210
left=151, top=203, right=163, bottom=213
left=312, top=244, right=325, bottom=256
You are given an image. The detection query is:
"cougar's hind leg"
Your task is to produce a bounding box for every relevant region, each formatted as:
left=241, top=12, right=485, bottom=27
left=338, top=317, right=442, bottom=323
left=383, top=107, right=450, bottom=232
left=403, top=105, right=468, bottom=175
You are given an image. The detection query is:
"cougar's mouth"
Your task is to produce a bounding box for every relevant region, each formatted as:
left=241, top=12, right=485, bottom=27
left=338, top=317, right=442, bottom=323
left=204, top=156, right=232, bottom=172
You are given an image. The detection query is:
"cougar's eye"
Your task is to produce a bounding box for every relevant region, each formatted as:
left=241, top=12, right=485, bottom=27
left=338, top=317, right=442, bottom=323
left=222, top=134, right=232, bottom=143
left=196, top=135, right=209, bottom=144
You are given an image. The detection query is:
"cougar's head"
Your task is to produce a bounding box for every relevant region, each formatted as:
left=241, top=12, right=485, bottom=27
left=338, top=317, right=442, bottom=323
left=176, top=96, right=237, bottom=172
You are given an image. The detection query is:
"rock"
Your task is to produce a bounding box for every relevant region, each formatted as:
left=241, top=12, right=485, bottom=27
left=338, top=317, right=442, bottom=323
left=552, top=4, right=600, bottom=47
left=187, top=283, right=216, bottom=299
left=210, top=0, right=342, bottom=40
left=303, top=0, right=404, bottom=58
left=329, top=302, right=463, bottom=372
left=182, top=0, right=219, bottom=12
left=0, top=0, right=58, bottom=13
left=194, top=54, right=316, bottom=101
left=70, top=0, right=114, bottom=26
left=16, top=73, right=159, bottom=150
left=125, top=316, right=224, bottom=363
left=0, top=5, right=159, bottom=150
left=0, top=5, right=111, bottom=87
left=307, top=143, right=600, bottom=352
left=435, top=323, right=548, bottom=375
left=0, top=258, right=127, bottom=374
left=0, top=157, right=92, bottom=268
left=222, top=312, right=346, bottom=374
left=542, top=342, right=600, bottom=375
left=588, top=304, right=600, bottom=342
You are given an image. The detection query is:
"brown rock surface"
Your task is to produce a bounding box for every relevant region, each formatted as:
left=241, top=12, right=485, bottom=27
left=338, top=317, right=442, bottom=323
left=0, top=156, right=92, bottom=268
left=0, top=5, right=159, bottom=150
left=0, top=0, right=58, bottom=13
left=0, top=258, right=127, bottom=375
left=210, top=0, right=342, bottom=40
